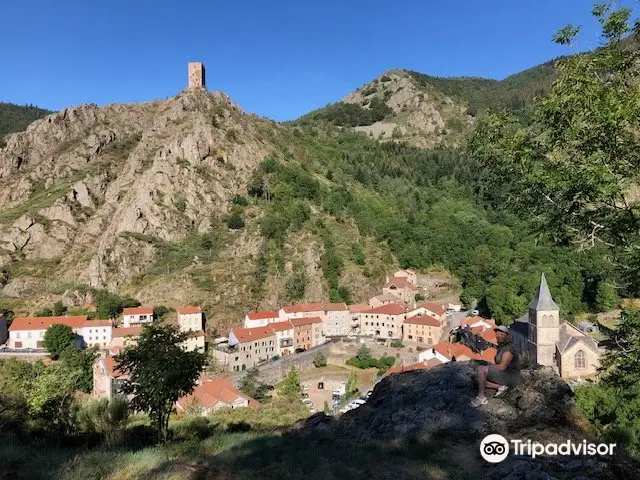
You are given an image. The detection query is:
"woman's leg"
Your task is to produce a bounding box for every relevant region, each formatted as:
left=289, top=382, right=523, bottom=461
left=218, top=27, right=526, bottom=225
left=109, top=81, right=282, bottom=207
left=477, top=365, right=488, bottom=399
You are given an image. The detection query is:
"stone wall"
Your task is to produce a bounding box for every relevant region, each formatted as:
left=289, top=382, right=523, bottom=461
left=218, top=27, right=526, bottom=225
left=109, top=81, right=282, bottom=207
left=230, top=340, right=335, bottom=386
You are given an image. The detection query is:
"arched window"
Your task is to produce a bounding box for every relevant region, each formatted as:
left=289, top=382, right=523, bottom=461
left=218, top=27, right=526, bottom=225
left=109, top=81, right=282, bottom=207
left=542, top=315, right=548, bottom=326
left=574, top=350, right=586, bottom=369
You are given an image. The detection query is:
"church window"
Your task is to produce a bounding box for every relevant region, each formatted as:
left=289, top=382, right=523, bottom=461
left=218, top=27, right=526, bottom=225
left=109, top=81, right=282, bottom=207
left=575, top=350, right=586, bottom=369
left=542, top=315, right=548, bottom=326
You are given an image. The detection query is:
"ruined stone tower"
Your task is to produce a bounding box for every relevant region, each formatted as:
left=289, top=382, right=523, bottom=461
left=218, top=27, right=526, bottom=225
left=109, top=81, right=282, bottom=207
left=188, top=62, right=206, bottom=89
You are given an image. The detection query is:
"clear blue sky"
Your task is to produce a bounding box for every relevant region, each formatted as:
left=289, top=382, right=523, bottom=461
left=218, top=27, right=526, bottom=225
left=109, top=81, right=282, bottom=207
left=0, top=0, right=634, bottom=121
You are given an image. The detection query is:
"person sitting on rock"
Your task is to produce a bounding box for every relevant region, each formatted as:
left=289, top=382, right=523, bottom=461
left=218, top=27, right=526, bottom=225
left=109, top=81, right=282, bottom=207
left=470, top=325, right=521, bottom=407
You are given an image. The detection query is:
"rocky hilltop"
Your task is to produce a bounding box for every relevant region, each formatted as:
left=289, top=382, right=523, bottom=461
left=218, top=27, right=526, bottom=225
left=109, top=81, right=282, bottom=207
left=0, top=89, right=390, bottom=328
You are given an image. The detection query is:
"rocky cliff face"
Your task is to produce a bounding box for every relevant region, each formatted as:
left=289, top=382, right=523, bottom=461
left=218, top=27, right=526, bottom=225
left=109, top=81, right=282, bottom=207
left=290, top=362, right=639, bottom=480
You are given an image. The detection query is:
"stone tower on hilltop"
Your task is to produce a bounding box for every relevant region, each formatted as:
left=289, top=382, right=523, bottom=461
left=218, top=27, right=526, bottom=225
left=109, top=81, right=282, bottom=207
left=188, top=62, right=206, bottom=89
left=526, top=273, right=560, bottom=366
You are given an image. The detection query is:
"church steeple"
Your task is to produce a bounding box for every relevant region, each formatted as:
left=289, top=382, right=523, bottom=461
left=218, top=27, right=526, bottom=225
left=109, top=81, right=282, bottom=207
left=528, top=273, right=559, bottom=312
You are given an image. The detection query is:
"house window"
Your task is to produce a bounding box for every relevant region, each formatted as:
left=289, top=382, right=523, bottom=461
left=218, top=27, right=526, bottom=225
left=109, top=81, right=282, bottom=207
left=28, top=332, right=31, bottom=338
left=17, top=332, right=20, bottom=339
left=575, top=350, right=586, bottom=369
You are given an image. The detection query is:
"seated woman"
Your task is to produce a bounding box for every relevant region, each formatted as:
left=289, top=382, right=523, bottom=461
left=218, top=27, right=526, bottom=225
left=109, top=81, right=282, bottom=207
left=470, top=325, right=521, bottom=407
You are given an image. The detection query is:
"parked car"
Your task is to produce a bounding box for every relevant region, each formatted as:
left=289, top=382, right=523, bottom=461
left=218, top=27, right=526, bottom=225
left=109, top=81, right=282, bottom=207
left=302, top=398, right=313, bottom=406
left=472, top=309, right=479, bottom=316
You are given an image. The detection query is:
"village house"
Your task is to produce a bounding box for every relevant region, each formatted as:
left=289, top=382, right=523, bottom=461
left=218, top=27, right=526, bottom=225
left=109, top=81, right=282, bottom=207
left=392, top=268, right=418, bottom=286
left=267, top=320, right=295, bottom=356
left=177, top=306, right=205, bottom=352
left=510, top=274, right=603, bottom=380
left=403, top=312, right=443, bottom=346
left=214, top=326, right=277, bottom=372
left=383, top=357, right=444, bottom=377
left=175, top=375, right=259, bottom=414
left=409, top=302, right=447, bottom=323
left=418, top=346, right=451, bottom=364
left=109, top=327, right=142, bottom=349
left=93, top=351, right=127, bottom=401
left=8, top=316, right=113, bottom=350
left=368, top=293, right=402, bottom=308
left=122, top=307, right=154, bottom=328
left=429, top=340, right=497, bottom=363
left=382, top=276, right=417, bottom=305
left=244, top=311, right=279, bottom=328
left=319, top=303, right=350, bottom=337
left=358, top=303, right=406, bottom=339
left=290, top=316, right=324, bottom=350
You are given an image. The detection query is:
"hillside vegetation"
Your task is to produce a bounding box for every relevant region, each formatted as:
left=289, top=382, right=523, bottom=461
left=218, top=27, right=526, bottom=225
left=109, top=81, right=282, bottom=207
left=0, top=102, right=52, bottom=141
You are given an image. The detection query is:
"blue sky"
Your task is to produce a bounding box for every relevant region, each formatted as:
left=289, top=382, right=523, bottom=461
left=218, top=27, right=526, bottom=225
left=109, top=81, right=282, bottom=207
left=0, top=0, right=634, bottom=121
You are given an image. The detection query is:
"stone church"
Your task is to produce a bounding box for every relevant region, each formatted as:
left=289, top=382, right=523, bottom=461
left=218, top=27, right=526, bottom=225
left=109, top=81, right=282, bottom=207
left=510, top=274, right=602, bottom=380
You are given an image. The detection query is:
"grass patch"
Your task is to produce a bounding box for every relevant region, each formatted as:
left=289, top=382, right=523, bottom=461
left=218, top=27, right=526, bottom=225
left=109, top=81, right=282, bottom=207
left=190, top=268, right=216, bottom=291
left=0, top=174, right=83, bottom=225
left=8, top=258, right=62, bottom=279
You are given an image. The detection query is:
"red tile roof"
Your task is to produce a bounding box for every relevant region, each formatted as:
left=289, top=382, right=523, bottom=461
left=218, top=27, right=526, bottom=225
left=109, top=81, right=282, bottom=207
left=103, top=355, right=126, bottom=378
left=361, top=303, right=406, bottom=316
left=461, top=316, right=496, bottom=329
left=404, top=314, right=441, bottom=327
left=481, top=330, right=497, bottom=343
left=246, top=311, right=279, bottom=320
left=177, top=375, right=259, bottom=410
left=123, top=307, right=153, bottom=316
left=282, top=302, right=347, bottom=313
left=420, top=302, right=446, bottom=316
left=178, top=306, right=202, bottom=315
left=9, top=316, right=89, bottom=331
left=84, top=320, right=112, bottom=327
left=268, top=320, right=294, bottom=332
left=290, top=316, right=323, bottom=327
left=384, top=276, right=416, bottom=290
left=111, top=327, right=143, bottom=338
left=232, top=326, right=275, bottom=343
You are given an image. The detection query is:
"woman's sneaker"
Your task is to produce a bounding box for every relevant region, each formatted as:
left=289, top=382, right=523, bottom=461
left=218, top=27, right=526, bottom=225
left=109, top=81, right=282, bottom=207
left=494, top=385, right=509, bottom=398
left=470, top=396, right=488, bottom=407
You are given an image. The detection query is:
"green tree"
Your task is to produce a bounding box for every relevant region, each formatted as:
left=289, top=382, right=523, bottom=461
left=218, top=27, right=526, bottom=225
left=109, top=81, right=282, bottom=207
left=600, top=309, right=640, bottom=391
left=596, top=282, right=619, bottom=312
left=43, top=324, right=75, bottom=360
left=313, top=351, right=328, bottom=368
left=323, top=400, right=330, bottom=415
left=356, top=345, right=372, bottom=363
left=469, top=4, right=640, bottom=283
left=38, top=308, right=53, bottom=317
left=238, top=367, right=272, bottom=403
left=53, top=301, right=67, bottom=317
left=96, top=292, right=123, bottom=320
left=114, top=323, right=206, bottom=443
left=153, top=305, right=170, bottom=321
left=286, top=261, right=308, bottom=302
left=345, top=370, right=359, bottom=399
left=59, top=346, right=97, bottom=393
left=279, top=366, right=302, bottom=400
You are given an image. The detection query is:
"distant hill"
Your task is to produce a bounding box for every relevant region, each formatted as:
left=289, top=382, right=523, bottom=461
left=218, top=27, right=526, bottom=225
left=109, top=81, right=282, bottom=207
left=0, top=102, right=53, bottom=141
left=295, top=59, right=559, bottom=148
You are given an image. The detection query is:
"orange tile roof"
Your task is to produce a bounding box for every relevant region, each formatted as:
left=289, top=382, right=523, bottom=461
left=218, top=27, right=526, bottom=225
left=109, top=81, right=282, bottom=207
left=290, top=316, right=323, bottom=327
left=461, top=316, right=496, bottom=328
left=177, top=376, right=259, bottom=410
left=268, top=320, right=294, bottom=332
left=282, top=302, right=347, bottom=313
left=123, top=307, right=153, bottom=316
left=103, top=355, right=126, bottom=378
left=178, top=306, right=202, bottom=315
left=246, top=311, right=279, bottom=320
left=433, top=341, right=496, bottom=362
left=84, top=319, right=112, bottom=327
left=420, top=302, right=446, bottom=316
left=348, top=304, right=371, bottom=313
left=361, top=303, right=406, bottom=315
left=111, top=327, right=143, bottom=338
left=232, top=326, right=275, bottom=343
left=9, top=316, right=89, bottom=331
left=481, top=330, right=497, bottom=343
left=405, top=314, right=441, bottom=327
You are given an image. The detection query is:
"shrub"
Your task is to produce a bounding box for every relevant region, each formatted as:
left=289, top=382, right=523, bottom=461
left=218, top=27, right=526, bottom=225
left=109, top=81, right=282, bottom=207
left=232, top=195, right=249, bottom=206
left=174, top=196, right=187, bottom=213
left=173, top=416, right=213, bottom=441
left=227, top=213, right=245, bottom=229
left=313, top=351, right=328, bottom=368
left=76, top=397, right=129, bottom=448
left=414, top=293, right=425, bottom=302
left=390, top=340, right=404, bottom=348
left=43, top=324, right=75, bottom=359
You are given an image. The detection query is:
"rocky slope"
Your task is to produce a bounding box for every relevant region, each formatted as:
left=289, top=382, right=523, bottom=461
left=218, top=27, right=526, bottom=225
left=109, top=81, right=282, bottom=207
left=0, top=89, right=388, bottom=329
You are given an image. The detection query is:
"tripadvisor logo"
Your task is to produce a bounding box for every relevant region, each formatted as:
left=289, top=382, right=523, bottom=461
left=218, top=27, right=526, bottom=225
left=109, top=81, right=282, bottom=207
left=480, top=434, right=616, bottom=463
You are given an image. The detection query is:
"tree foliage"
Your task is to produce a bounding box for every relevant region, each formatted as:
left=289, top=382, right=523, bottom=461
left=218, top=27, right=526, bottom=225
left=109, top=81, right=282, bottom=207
left=76, top=397, right=129, bottom=448
left=313, top=351, right=328, bottom=368
left=114, top=323, right=206, bottom=442
left=238, top=367, right=272, bottom=403
left=43, top=324, right=75, bottom=360
left=469, top=4, right=640, bottom=292
left=279, top=366, right=302, bottom=400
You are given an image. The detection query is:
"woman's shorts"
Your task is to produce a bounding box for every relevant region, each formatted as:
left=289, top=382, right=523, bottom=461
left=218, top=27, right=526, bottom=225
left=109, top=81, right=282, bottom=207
left=487, top=365, right=521, bottom=387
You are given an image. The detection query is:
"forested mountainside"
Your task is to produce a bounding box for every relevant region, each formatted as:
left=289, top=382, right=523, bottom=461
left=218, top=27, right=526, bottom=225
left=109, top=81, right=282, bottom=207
left=0, top=102, right=53, bottom=141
